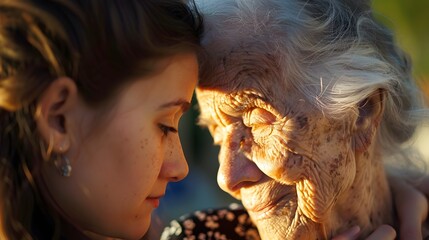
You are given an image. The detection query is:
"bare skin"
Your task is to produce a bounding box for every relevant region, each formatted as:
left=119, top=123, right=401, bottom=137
left=334, top=174, right=429, bottom=239
left=390, top=174, right=429, bottom=239
left=190, top=0, right=429, bottom=238
left=197, top=86, right=395, bottom=239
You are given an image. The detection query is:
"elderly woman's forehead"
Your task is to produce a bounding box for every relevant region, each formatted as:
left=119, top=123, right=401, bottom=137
left=196, top=85, right=307, bottom=117
left=199, top=37, right=286, bottom=82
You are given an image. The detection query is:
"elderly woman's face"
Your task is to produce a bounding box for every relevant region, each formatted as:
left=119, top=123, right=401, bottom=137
left=197, top=85, right=360, bottom=235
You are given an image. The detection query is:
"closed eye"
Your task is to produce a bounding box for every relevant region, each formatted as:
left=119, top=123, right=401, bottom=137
left=243, top=108, right=276, bottom=127
left=158, top=124, right=178, bottom=136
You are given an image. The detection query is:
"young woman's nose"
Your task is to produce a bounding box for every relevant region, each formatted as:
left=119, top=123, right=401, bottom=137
left=217, top=131, right=263, bottom=194
left=160, top=137, right=189, bottom=182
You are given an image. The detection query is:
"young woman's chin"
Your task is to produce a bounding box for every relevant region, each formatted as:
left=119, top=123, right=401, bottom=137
left=118, top=219, right=151, bottom=240
left=82, top=215, right=151, bottom=240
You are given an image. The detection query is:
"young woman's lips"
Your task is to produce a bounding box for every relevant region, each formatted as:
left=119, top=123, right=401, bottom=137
left=146, top=196, right=163, bottom=208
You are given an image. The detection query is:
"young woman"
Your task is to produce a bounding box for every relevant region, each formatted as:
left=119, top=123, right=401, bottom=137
left=0, top=0, right=202, bottom=239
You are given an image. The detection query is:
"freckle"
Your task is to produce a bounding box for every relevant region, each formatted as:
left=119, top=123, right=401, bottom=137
left=329, top=164, right=336, bottom=175
left=363, top=151, right=370, bottom=159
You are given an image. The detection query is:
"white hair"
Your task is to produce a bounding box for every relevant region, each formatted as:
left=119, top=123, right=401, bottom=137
left=196, top=0, right=429, bottom=163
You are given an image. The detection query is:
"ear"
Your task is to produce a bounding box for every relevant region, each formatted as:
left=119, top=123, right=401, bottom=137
left=353, top=89, right=385, bottom=152
left=35, top=77, right=78, bottom=156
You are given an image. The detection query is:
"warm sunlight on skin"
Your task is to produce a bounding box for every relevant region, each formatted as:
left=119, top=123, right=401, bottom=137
left=196, top=85, right=392, bottom=240
left=40, top=53, right=198, bottom=240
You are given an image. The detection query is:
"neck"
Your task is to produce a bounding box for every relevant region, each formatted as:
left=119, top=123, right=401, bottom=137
left=62, top=222, right=117, bottom=240
left=330, top=145, right=394, bottom=237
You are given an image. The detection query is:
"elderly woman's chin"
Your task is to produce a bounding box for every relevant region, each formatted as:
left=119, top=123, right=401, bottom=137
left=240, top=182, right=329, bottom=240
left=238, top=149, right=392, bottom=240
left=243, top=175, right=393, bottom=240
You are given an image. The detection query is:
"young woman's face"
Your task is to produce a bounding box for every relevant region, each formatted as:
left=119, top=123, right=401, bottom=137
left=41, top=53, right=197, bottom=239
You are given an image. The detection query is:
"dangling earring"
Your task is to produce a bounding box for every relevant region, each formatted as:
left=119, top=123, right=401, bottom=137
left=58, top=155, right=72, bottom=177
left=54, top=154, right=72, bottom=177
left=55, top=144, right=72, bottom=177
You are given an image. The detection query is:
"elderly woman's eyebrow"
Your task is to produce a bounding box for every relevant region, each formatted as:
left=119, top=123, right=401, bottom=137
left=220, top=91, right=268, bottom=113
left=196, top=91, right=276, bottom=128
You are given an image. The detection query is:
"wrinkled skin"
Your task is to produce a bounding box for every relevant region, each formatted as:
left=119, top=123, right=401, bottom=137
left=197, top=86, right=393, bottom=239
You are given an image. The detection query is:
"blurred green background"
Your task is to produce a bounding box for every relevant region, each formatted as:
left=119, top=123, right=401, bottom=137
left=147, top=1, right=429, bottom=238
left=372, top=0, right=429, bottom=90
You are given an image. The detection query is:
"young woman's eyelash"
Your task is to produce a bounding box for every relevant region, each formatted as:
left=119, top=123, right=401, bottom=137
left=158, top=124, right=178, bottom=136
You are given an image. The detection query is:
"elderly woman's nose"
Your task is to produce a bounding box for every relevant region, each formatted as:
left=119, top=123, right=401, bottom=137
left=217, top=138, right=263, bottom=194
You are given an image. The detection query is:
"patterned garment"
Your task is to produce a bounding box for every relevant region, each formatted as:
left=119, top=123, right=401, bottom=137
left=161, top=204, right=261, bottom=240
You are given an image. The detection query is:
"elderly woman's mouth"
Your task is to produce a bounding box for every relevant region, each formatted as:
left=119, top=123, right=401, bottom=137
left=242, top=185, right=297, bottom=220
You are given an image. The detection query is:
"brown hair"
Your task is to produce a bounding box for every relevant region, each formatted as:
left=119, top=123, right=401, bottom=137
left=0, top=0, right=202, bottom=239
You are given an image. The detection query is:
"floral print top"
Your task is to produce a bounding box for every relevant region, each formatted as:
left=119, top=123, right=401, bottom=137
left=161, top=203, right=261, bottom=240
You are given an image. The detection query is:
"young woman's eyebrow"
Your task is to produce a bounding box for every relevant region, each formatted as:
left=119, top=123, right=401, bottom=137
left=159, top=99, right=191, bottom=112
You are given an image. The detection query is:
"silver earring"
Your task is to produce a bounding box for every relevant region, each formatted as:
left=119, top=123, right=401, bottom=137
left=56, top=155, right=72, bottom=177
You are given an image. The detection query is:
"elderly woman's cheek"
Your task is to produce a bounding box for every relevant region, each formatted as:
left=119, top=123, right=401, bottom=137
left=251, top=133, right=307, bottom=184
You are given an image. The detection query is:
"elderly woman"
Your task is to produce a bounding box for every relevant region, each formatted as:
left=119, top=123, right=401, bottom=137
left=162, top=0, right=429, bottom=239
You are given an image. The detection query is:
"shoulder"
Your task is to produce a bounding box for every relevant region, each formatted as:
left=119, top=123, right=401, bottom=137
left=161, top=203, right=260, bottom=240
